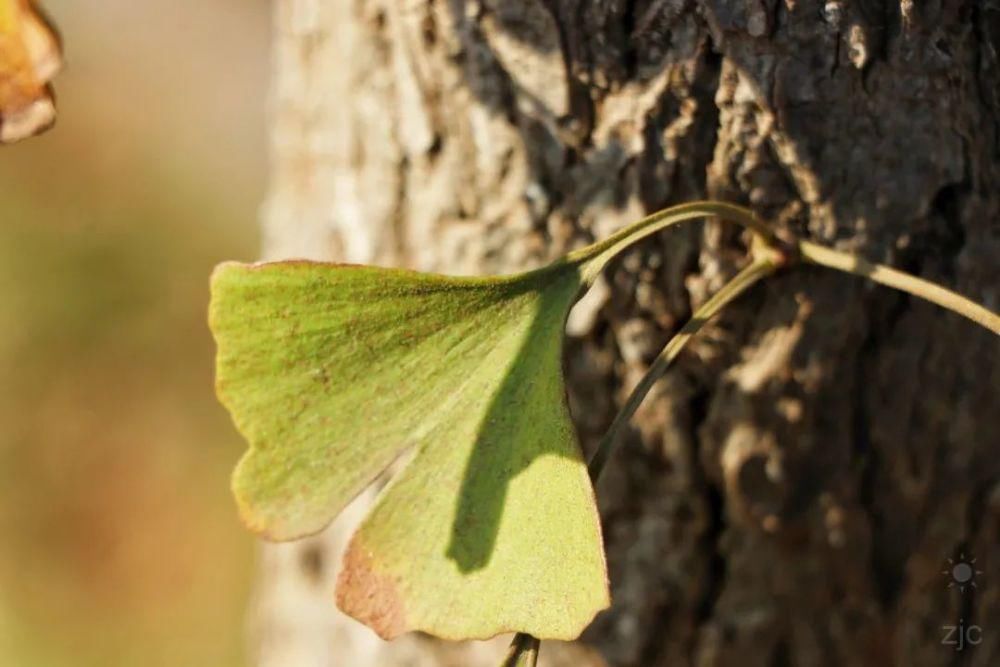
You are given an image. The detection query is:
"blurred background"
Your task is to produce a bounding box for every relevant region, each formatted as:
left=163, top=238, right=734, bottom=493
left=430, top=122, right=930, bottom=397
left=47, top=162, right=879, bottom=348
left=0, top=1, right=270, bottom=665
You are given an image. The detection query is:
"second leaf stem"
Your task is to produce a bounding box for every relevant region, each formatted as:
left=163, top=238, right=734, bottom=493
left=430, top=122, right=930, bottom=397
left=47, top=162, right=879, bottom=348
left=587, top=256, right=779, bottom=481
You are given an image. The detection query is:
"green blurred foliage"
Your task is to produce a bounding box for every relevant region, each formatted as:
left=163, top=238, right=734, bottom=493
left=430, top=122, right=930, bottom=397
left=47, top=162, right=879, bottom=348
left=0, top=1, right=269, bottom=665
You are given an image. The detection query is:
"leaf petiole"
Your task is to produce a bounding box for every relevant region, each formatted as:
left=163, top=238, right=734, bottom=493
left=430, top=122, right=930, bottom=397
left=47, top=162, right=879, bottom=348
left=586, top=256, right=779, bottom=481
left=568, top=200, right=777, bottom=284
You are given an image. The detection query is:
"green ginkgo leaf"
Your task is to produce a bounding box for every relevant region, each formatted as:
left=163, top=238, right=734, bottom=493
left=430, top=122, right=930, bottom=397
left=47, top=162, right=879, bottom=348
left=209, top=202, right=773, bottom=642
left=210, top=259, right=607, bottom=640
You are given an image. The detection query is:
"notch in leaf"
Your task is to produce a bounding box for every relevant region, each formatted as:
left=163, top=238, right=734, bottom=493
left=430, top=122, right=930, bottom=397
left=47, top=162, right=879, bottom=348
left=209, top=259, right=609, bottom=640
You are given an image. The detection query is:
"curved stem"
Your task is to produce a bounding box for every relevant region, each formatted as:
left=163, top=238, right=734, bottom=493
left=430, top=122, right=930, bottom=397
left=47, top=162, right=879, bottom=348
left=799, top=241, right=1000, bottom=335
left=567, top=201, right=774, bottom=284
left=587, top=256, right=778, bottom=481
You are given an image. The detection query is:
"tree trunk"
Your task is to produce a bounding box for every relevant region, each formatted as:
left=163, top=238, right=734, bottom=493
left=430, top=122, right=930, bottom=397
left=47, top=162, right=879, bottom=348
left=249, top=1, right=1000, bottom=665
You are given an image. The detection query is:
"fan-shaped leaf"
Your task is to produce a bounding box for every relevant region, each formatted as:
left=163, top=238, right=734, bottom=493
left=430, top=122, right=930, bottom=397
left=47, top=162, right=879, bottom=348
left=210, top=260, right=608, bottom=640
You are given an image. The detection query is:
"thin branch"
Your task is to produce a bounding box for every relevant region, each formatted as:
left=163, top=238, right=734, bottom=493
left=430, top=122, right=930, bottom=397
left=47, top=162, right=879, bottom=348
left=799, top=241, right=1000, bottom=335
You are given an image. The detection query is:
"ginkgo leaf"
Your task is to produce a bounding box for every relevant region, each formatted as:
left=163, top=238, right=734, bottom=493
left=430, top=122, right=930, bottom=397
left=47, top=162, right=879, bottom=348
left=210, top=259, right=609, bottom=640
left=0, top=0, right=61, bottom=143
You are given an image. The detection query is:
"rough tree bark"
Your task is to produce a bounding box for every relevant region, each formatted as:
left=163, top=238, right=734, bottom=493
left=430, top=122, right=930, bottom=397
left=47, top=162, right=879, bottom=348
left=248, top=1, right=1000, bottom=665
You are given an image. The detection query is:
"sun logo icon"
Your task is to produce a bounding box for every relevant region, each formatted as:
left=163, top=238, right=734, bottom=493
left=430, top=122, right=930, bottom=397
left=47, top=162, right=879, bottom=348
left=943, top=553, right=983, bottom=593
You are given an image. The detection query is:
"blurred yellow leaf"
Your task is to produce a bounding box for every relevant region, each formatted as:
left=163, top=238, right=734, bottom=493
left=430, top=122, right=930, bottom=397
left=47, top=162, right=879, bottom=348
left=0, top=0, right=61, bottom=143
